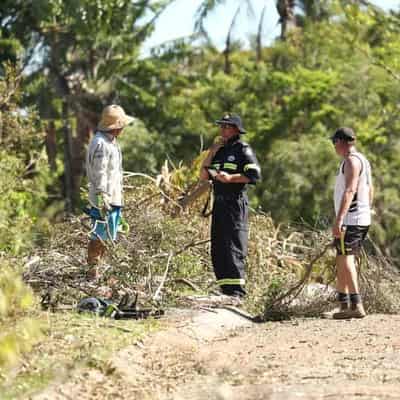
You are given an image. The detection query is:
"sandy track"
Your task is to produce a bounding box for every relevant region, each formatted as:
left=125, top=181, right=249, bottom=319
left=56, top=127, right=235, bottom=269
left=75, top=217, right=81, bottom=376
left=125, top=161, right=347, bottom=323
left=33, top=311, right=400, bottom=400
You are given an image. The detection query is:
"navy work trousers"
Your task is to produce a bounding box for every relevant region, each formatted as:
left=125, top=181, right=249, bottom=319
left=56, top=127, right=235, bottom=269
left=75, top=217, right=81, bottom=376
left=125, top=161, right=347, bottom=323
left=211, top=193, right=248, bottom=296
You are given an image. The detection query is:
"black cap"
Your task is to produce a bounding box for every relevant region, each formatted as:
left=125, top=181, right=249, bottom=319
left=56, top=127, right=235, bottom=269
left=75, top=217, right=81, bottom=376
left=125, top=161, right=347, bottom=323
left=331, top=127, right=356, bottom=142
left=215, top=113, right=246, bottom=134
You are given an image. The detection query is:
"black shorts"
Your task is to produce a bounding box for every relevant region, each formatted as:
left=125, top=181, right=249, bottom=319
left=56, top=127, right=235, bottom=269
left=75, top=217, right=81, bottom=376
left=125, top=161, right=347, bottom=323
left=334, top=225, right=369, bottom=256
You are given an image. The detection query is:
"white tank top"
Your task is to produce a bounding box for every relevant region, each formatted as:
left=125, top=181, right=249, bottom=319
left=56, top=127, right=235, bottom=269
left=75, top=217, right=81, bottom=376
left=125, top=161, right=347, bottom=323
left=334, top=151, right=372, bottom=226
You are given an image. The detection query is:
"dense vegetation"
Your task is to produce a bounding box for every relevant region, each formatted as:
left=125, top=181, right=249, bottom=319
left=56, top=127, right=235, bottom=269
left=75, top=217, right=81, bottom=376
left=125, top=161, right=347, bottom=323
left=1, top=0, right=400, bottom=373
left=0, top=65, right=48, bottom=368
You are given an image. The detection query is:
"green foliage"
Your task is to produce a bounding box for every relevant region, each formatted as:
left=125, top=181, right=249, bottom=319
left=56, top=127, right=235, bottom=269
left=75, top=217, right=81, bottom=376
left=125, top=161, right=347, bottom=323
left=258, top=136, right=336, bottom=225
left=3, top=1, right=400, bottom=259
left=125, top=2, right=400, bottom=258
left=262, top=276, right=288, bottom=308
left=0, top=151, right=52, bottom=253
left=1, top=0, right=400, bottom=261
left=119, top=121, right=159, bottom=174
left=0, top=311, right=156, bottom=399
left=0, top=64, right=53, bottom=372
left=0, top=64, right=53, bottom=253
left=0, top=263, right=42, bottom=368
left=0, top=0, right=175, bottom=210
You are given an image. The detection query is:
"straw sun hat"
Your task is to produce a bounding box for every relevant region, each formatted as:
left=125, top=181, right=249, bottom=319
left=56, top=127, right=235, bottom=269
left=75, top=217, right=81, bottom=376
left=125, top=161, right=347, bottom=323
left=97, top=104, right=135, bottom=131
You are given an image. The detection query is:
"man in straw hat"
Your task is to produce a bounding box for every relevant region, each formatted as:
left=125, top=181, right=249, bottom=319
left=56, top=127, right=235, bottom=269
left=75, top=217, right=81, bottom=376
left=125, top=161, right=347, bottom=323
left=85, top=104, right=134, bottom=279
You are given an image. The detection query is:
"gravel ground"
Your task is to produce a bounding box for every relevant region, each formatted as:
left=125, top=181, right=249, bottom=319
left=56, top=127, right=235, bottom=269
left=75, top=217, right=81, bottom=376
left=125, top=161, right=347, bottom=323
left=32, top=310, right=400, bottom=400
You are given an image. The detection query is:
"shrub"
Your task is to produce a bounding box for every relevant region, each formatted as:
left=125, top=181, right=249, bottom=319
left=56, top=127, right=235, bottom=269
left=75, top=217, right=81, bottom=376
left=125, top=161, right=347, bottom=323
left=0, top=263, right=42, bottom=368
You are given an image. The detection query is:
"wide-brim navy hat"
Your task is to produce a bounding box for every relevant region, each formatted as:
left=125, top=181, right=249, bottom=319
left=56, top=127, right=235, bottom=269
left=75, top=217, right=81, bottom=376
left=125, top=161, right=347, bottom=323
left=330, top=127, right=356, bottom=142
left=215, top=113, right=246, bottom=134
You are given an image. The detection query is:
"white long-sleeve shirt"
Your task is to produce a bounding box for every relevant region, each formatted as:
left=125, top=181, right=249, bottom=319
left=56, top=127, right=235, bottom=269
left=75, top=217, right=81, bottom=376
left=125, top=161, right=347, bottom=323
left=86, top=131, right=123, bottom=207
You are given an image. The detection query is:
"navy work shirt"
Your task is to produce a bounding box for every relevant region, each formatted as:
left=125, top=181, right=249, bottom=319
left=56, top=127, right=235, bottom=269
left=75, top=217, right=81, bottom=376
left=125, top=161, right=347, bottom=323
left=209, top=136, right=261, bottom=196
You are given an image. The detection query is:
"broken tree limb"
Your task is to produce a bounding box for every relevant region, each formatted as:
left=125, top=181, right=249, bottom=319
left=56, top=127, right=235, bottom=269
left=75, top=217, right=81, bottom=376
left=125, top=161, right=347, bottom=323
left=151, top=239, right=210, bottom=259
left=124, top=171, right=183, bottom=210
left=267, top=241, right=333, bottom=310
left=174, top=239, right=210, bottom=257
left=178, top=180, right=212, bottom=210
left=153, top=251, right=173, bottom=301
left=173, top=278, right=201, bottom=292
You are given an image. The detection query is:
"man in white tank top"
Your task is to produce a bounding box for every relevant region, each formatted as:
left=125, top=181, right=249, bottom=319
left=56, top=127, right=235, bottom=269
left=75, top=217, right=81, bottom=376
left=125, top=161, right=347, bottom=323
left=325, top=127, right=373, bottom=319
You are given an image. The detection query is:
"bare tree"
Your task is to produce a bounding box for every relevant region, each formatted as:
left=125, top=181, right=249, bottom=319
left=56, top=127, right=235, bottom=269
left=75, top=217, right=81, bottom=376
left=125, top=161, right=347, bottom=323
left=256, top=4, right=268, bottom=63
left=195, top=0, right=255, bottom=74
left=223, top=5, right=241, bottom=74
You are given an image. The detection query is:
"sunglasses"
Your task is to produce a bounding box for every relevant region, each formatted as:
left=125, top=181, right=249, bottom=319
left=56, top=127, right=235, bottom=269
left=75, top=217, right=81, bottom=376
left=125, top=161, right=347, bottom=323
left=220, top=123, right=234, bottom=129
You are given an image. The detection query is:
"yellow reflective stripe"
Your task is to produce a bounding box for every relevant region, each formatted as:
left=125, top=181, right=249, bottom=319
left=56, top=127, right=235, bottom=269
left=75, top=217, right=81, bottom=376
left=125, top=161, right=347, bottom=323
left=216, top=278, right=245, bottom=286
left=340, top=232, right=345, bottom=255
left=244, top=163, right=260, bottom=173
left=223, top=163, right=237, bottom=170
left=211, top=163, right=220, bottom=169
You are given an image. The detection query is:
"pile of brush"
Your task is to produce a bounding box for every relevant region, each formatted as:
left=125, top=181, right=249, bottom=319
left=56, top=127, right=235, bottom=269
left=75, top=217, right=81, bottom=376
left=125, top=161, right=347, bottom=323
left=22, top=163, right=400, bottom=319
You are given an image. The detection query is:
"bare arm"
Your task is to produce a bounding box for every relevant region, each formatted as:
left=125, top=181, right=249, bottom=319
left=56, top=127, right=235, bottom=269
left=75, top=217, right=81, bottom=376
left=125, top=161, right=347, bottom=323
left=332, top=156, right=361, bottom=238
left=215, top=172, right=250, bottom=184
left=199, top=141, right=224, bottom=181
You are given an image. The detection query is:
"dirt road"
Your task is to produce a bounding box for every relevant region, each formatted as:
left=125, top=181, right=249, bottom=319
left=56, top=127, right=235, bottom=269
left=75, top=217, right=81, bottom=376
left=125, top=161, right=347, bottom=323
left=33, top=309, right=400, bottom=400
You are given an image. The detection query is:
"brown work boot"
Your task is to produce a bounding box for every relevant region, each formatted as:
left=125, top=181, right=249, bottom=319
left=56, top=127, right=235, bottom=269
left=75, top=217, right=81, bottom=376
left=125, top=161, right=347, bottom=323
left=333, top=302, right=366, bottom=319
left=347, top=302, right=367, bottom=318
left=322, top=302, right=349, bottom=319
left=87, top=240, right=106, bottom=280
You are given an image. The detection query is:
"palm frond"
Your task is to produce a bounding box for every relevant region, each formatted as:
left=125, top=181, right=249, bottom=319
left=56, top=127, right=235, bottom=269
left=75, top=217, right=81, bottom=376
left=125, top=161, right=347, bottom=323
left=194, top=0, right=228, bottom=33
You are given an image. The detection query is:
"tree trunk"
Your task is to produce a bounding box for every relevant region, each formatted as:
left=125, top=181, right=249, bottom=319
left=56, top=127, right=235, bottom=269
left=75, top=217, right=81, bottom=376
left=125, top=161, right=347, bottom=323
left=223, top=47, right=231, bottom=75
left=45, top=120, right=57, bottom=171
left=62, top=101, right=74, bottom=214
left=72, top=110, right=96, bottom=206
left=276, top=0, right=296, bottom=40
left=256, top=5, right=267, bottom=63
left=223, top=5, right=241, bottom=75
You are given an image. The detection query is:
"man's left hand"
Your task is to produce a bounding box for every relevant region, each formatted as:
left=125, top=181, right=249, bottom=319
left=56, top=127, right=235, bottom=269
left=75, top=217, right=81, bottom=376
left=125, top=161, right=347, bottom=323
left=215, top=171, right=232, bottom=183
left=119, top=216, right=130, bottom=235
left=95, top=193, right=111, bottom=219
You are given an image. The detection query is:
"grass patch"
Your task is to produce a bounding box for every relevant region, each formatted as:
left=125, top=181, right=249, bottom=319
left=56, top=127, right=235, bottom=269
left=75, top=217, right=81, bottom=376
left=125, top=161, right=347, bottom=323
left=0, top=310, right=159, bottom=399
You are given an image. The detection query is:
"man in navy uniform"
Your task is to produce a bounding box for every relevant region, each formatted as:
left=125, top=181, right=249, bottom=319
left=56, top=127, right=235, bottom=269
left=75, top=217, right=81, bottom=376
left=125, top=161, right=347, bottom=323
left=200, top=113, right=261, bottom=298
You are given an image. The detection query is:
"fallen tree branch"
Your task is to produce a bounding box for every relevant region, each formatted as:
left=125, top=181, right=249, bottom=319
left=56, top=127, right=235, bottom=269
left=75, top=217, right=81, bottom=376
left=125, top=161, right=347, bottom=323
left=174, top=239, right=210, bottom=257
left=173, top=278, right=201, bottom=292
left=178, top=180, right=212, bottom=210
left=267, top=241, right=333, bottom=310
left=124, top=171, right=185, bottom=209
left=152, top=251, right=173, bottom=301
left=151, top=239, right=210, bottom=259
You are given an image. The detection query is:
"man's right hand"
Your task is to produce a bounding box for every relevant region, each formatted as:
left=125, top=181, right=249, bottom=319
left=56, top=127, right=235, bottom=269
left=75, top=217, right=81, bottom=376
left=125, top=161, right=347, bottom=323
left=95, top=193, right=111, bottom=219
left=208, top=140, right=224, bottom=156
left=200, top=138, right=224, bottom=181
